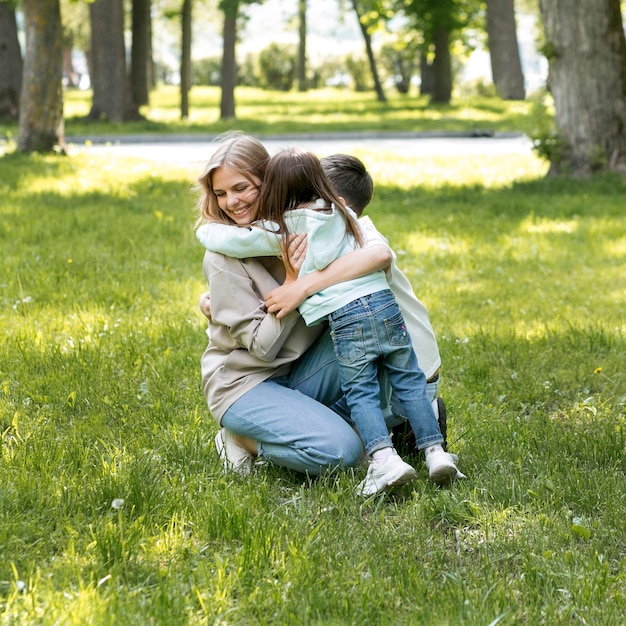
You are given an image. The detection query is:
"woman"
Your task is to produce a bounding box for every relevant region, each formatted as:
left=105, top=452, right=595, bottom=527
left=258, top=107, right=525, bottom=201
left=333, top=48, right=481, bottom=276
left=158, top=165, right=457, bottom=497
left=195, top=133, right=392, bottom=476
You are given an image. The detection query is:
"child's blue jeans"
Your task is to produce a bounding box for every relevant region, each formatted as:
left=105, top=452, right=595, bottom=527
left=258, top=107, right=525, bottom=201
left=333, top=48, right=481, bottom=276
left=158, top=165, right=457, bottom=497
left=328, top=289, right=444, bottom=456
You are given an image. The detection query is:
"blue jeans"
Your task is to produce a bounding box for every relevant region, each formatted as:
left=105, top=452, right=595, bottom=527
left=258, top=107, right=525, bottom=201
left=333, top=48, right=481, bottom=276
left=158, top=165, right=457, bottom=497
left=221, top=330, right=364, bottom=475
left=328, top=290, right=443, bottom=455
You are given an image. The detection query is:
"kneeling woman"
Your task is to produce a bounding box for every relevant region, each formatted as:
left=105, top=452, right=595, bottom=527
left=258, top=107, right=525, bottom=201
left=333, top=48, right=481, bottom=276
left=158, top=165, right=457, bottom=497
left=195, top=133, right=392, bottom=476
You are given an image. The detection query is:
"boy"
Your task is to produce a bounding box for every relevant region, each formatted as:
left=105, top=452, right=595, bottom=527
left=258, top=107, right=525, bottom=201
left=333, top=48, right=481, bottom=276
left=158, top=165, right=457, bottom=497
left=320, top=154, right=448, bottom=454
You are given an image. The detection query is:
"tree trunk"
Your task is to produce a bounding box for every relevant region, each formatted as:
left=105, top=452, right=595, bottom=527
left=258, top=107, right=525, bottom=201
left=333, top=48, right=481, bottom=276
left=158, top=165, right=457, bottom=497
left=18, top=0, right=65, bottom=152
left=88, top=0, right=140, bottom=122
left=131, top=0, right=151, bottom=106
left=297, top=0, right=307, bottom=92
left=486, top=0, right=525, bottom=100
left=220, top=1, right=238, bottom=120
left=419, top=51, right=433, bottom=96
left=430, top=26, right=451, bottom=104
left=0, top=0, right=22, bottom=119
left=62, top=45, right=80, bottom=88
left=539, top=0, right=626, bottom=175
left=180, top=0, right=192, bottom=119
left=350, top=0, right=386, bottom=103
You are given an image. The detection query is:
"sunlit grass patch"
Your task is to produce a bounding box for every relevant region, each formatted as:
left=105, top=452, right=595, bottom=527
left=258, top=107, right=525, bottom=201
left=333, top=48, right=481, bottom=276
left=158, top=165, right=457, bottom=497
left=0, top=85, right=538, bottom=139
left=1, top=150, right=626, bottom=624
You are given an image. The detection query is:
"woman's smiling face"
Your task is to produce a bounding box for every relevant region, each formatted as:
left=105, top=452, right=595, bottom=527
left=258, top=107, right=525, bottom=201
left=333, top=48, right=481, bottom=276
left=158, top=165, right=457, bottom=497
left=211, top=165, right=261, bottom=225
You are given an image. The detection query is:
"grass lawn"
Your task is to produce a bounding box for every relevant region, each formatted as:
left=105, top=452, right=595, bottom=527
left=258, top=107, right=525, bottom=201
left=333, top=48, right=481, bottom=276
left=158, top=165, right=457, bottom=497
left=1, top=142, right=625, bottom=624
left=0, top=85, right=540, bottom=140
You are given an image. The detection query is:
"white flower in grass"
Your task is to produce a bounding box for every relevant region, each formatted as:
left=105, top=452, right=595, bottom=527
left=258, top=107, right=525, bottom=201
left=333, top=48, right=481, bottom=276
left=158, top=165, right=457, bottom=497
left=111, top=498, right=125, bottom=510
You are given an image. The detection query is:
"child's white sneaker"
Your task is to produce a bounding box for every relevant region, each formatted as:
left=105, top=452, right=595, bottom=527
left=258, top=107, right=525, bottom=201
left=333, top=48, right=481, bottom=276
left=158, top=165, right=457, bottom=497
left=425, top=446, right=466, bottom=484
left=357, top=451, right=416, bottom=496
left=215, top=428, right=254, bottom=476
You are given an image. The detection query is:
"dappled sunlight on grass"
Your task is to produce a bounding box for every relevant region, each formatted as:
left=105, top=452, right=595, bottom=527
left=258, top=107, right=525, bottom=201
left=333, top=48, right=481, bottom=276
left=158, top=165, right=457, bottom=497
left=45, top=85, right=541, bottom=138
left=366, top=152, right=548, bottom=188
left=523, top=217, right=579, bottom=234
left=604, top=235, right=626, bottom=258
left=2, top=149, right=626, bottom=624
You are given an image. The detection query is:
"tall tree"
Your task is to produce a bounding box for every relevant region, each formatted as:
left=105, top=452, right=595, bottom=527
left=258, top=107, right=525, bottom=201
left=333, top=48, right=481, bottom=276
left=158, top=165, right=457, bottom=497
left=297, top=0, right=307, bottom=92
left=539, top=0, right=626, bottom=175
left=218, top=0, right=261, bottom=119
left=350, top=0, right=387, bottom=102
left=131, top=0, right=152, bottom=107
left=180, top=0, right=192, bottom=119
left=219, top=0, right=239, bottom=119
left=88, top=0, right=140, bottom=121
left=400, top=0, right=481, bottom=104
left=430, top=24, right=451, bottom=103
left=18, top=0, right=65, bottom=152
left=486, top=0, right=525, bottom=100
left=0, top=0, right=22, bottom=119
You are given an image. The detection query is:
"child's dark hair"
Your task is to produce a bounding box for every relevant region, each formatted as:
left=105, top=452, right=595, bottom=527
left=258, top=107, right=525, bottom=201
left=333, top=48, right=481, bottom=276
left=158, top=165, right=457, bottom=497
left=257, top=148, right=364, bottom=258
left=320, top=154, right=373, bottom=217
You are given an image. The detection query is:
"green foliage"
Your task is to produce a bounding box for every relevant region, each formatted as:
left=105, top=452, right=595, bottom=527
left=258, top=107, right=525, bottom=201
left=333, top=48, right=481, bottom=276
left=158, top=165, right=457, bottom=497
left=1, top=146, right=625, bottom=623
left=191, top=56, right=222, bottom=87
left=379, top=38, right=421, bottom=94
left=344, top=54, right=373, bottom=92
left=257, top=42, right=297, bottom=91
left=527, top=91, right=571, bottom=171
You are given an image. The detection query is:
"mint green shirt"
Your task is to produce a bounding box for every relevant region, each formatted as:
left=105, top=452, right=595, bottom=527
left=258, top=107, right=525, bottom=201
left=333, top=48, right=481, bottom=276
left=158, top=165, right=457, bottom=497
left=197, top=203, right=389, bottom=326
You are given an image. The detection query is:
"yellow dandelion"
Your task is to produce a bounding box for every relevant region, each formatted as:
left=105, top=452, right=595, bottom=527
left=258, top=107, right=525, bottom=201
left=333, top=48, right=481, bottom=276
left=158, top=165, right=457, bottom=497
left=594, top=367, right=602, bottom=374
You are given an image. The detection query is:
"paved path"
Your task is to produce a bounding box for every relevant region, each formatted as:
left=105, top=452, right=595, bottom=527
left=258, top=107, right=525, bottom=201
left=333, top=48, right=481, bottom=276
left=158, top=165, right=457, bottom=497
left=69, top=132, right=534, bottom=166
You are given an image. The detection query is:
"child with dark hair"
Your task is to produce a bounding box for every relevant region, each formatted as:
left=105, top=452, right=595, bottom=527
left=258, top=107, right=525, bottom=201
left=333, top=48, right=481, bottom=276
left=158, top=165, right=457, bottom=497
left=197, top=147, right=465, bottom=495
left=320, top=154, right=448, bottom=454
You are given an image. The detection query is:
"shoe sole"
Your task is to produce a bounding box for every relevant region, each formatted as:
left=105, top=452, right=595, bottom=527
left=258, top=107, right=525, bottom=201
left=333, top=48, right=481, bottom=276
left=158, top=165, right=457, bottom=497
left=428, top=463, right=458, bottom=485
left=214, top=430, right=229, bottom=473
left=215, top=430, right=253, bottom=476
left=359, top=464, right=416, bottom=496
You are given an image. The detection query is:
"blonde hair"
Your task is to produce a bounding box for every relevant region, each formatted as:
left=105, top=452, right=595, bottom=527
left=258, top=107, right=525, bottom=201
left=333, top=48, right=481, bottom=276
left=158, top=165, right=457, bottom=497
left=195, top=132, right=269, bottom=225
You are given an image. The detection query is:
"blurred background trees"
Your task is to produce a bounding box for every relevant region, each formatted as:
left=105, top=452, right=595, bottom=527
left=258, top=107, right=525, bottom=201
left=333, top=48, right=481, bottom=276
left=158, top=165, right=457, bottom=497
left=2, top=0, right=625, bottom=174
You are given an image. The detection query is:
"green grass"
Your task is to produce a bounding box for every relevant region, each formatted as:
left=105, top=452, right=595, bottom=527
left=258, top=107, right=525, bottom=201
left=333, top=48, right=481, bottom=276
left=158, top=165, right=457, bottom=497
left=1, top=146, right=626, bottom=625
left=0, top=85, right=538, bottom=139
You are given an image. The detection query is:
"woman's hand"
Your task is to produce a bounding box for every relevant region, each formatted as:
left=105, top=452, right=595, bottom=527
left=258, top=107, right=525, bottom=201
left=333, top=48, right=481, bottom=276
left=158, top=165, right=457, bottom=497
left=282, top=232, right=307, bottom=283
left=199, top=291, right=211, bottom=320
left=265, top=233, right=308, bottom=318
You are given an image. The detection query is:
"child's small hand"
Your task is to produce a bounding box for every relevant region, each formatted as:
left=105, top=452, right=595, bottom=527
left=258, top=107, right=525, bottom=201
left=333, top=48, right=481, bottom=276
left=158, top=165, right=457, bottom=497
left=265, top=282, right=308, bottom=319
left=199, top=291, right=211, bottom=320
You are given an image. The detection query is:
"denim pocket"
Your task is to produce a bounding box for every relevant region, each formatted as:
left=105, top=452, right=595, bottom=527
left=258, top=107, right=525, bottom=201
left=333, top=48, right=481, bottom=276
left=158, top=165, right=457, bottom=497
left=331, top=325, right=366, bottom=365
left=384, top=310, right=409, bottom=346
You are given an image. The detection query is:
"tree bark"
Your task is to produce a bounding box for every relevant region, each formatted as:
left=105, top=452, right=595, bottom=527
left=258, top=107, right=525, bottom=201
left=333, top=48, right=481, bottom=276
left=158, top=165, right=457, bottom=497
left=0, top=0, right=23, bottom=119
left=297, top=0, right=307, bottom=92
left=88, top=0, right=140, bottom=122
left=18, top=0, right=65, bottom=152
left=539, top=0, right=626, bottom=175
left=220, top=0, right=238, bottom=119
left=486, top=0, right=525, bottom=100
left=350, top=0, right=386, bottom=103
left=430, top=26, right=451, bottom=104
left=419, top=51, right=433, bottom=96
left=180, top=0, right=192, bottom=119
left=131, top=0, right=152, bottom=107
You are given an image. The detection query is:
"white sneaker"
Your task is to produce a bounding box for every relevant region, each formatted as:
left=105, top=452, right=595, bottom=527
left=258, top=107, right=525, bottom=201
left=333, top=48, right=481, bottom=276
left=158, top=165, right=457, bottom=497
left=425, top=446, right=466, bottom=484
left=357, top=452, right=416, bottom=496
left=215, top=428, right=254, bottom=476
